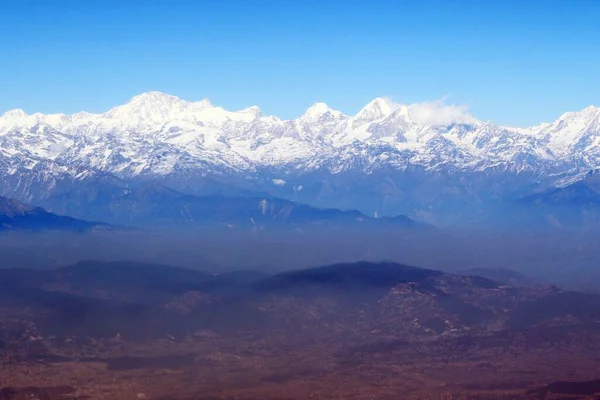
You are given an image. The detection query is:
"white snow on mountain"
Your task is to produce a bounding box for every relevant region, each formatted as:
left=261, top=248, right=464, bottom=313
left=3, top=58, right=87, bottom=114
left=0, top=92, right=599, bottom=183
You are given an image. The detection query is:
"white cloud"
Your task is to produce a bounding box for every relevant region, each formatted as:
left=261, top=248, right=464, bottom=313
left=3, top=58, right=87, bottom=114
left=407, top=98, right=474, bottom=126
left=272, top=178, right=286, bottom=186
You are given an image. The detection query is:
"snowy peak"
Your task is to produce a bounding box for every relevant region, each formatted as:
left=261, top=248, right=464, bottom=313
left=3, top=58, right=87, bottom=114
left=575, top=104, right=599, bottom=115
left=533, top=104, right=600, bottom=156
left=239, top=105, right=262, bottom=117
left=0, top=109, right=34, bottom=132
left=555, top=105, right=600, bottom=124
left=2, top=109, right=29, bottom=119
left=114, top=91, right=213, bottom=112
left=582, top=105, right=600, bottom=112
left=390, top=104, right=412, bottom=121
left=355, top=97, right=399, bottom=122
left=191, top=98, right=213, bottom=110
left=301, top=102, right=344, bottom=121
left=100, top=92, right=219, bottom=127
left=105, top=92, right=185, bottom=121
left=126, top=91, right=185, bottom=106
left=2, top=92, right=600, bottom=183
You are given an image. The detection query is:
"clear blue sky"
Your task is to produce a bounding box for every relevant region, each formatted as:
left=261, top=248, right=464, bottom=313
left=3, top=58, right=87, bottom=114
left=1, top=0, right=599, bottom=126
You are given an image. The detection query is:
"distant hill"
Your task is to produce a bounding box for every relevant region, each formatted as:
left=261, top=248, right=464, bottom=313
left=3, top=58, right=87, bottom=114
left=458, top=267, right=540, bottom=287
left=485, top=170, right=600, bottom=231
left=3, top=260, right=600, bottom=399
left=0, top=196, right=105, bottom=232
left=0, top=260, right=592, bottom=340
left=42, top=181, right=431, bottom=231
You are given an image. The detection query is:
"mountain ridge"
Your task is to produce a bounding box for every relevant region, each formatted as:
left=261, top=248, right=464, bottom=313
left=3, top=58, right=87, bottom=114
left=40, top=180, right=429, bottom=230
left=2, top=92, right=600, bottom=225
left=0, top=196, right=106, bottom=232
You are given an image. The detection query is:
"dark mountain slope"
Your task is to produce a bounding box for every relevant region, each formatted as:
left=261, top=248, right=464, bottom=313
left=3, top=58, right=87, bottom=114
left=0, top=196, right=104, bottom=232
left=42, top=181, right=430, bottom=230
left=1, top=260, right=593, bottom=342
left=257, top=261, right=446, bottom=292
left=458, top=267, right=540, bottom=287
left=494, top=170, right=600, bottom=230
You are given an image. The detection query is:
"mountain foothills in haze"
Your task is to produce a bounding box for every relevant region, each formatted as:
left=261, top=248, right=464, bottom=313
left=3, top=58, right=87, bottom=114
left=0, top=196, right=104, bottom=232
left=2, top=261, right=600, bottom=399
left=504, top=169, right=600, bottom=230
left=40, top=180, right=427, bottom=230
left=2, top=92, right=600, bottom=229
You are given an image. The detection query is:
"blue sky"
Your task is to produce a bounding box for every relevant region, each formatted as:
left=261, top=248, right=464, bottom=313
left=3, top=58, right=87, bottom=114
left=1, top=0, right=599, bottom=126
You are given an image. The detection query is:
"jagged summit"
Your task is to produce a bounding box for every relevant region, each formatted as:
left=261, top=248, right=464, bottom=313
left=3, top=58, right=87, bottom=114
left=239, top=105, right=262, bottom=116
left=2, top=92, right=597, bottom=129
left=0, top=196, right=37, bottom=215
left=301, top=102, right=344, bottom=120
left=1, top=109, right=28, bottom=119
left=104, top=91, right=213, bottom=122
left=127, top=91, right=184, bottom=104
left=554, top=104, right=600, bottom=122
left=355, top=97, right=399, bottom=121
left=121, top=91, right=212, bottom=107
left=1, top=91, right=600, bottom=227
left=0, top=196, right=102, bottom=231
left=582, top=104, right=599, bottom=112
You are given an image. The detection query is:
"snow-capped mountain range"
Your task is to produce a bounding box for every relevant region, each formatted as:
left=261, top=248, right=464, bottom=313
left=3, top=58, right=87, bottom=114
left=1, top=91, right=599, bottom=226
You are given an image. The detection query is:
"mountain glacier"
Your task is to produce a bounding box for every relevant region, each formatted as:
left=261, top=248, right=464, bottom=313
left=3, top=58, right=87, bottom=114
left=1, top=92, right=599, bottom=226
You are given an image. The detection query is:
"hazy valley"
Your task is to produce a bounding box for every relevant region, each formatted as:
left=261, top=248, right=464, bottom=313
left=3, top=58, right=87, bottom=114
left=3, top=261, right=600, bottom=400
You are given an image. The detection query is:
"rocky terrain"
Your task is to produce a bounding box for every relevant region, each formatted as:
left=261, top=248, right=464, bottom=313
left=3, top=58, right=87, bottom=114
left=1, top=261, right=600, bottom=399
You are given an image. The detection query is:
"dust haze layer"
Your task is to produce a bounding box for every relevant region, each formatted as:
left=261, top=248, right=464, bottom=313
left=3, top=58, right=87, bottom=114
left=2, top=260, right=600, bottom=399
left=1, top=228, right=599, bottom=292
